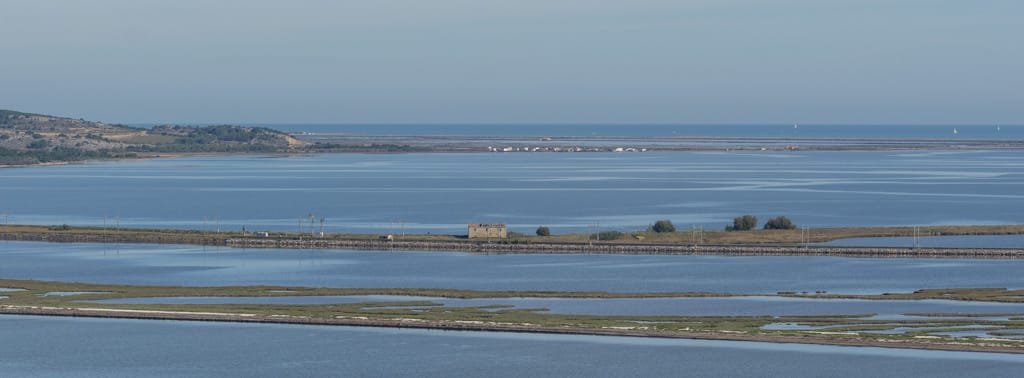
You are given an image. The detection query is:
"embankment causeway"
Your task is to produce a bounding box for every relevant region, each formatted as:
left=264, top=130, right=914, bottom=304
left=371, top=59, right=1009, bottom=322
left=3, top=230, right=1022, bottom=258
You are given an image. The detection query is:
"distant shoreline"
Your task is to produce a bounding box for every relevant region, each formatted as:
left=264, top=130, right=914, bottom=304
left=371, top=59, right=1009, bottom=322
left=6, top=108, right=1023, bottom=167
left=3, top=134, right=1024, bottom=168
left=292, top=133, right=1024, bottom=152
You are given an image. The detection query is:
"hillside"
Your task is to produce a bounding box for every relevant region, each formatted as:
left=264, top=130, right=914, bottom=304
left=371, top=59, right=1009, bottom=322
left=0, top=109, right=305, bottom=165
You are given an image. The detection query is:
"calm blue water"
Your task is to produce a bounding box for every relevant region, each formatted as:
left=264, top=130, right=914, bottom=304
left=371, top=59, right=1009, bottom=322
left=3, top=241, right=1024, bottom=294
left=1, top=315, right=1021, bottom=377
left=256, top=124, right=1024, bottom=139
left=92, top=295, right=1024, bottom=318
left=2, top=150, right=1022, bottom=234
left=4, top=143, right=1024, bottom=372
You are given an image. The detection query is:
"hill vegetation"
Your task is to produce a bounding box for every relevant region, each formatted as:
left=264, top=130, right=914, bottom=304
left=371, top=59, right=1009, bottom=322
left=0, top=109, right=305, bottom=165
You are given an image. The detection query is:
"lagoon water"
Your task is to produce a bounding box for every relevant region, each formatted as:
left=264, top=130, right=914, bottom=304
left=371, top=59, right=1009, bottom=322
left=1, top=150, right=1023, bottom=234
left=3, top=241, right=1024, bottom=294
left=1, top=315, right=1022, bottom=378
left=4, top=147, right=1024, bottom=374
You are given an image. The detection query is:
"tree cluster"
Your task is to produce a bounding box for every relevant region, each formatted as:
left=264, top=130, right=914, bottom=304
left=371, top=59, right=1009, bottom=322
left=725, top=215, right=797, bottom=231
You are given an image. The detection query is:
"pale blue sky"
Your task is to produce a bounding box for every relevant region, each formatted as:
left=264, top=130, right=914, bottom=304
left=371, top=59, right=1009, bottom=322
left=1, top=0, right=1020, bottom=124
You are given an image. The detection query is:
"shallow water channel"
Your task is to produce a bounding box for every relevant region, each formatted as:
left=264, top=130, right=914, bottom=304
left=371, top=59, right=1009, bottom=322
left=2, top=315, right=1022, bottom=377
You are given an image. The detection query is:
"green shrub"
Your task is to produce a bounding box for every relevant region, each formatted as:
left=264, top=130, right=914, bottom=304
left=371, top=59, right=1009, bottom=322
left=536, top=226, right=550, bottom=236
left=651, top=220, right=676, bottom=233
left=764, top=216, right=796, bottom=230
left=727, top=215, right=758, bottom=231
left=27, top=139, right=49, bottom=149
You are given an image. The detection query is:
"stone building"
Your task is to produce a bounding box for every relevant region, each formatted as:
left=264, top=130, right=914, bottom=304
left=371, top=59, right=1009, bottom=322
left=468, top=223, right=507, bottom=239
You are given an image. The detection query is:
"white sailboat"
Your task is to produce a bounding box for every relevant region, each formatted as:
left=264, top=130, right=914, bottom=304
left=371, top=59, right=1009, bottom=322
left=953, top=128, right=958, bottom=135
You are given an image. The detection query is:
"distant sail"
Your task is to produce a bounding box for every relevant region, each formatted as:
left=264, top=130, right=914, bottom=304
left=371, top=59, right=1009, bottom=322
left=953, top=128, right=958, bottom=135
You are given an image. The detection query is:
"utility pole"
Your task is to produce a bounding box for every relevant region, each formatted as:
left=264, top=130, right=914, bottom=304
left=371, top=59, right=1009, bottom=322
left=588, top=222, right=600, bottom=242
left=1, top=210, right=6, bottom=251
left=587, top=223, right=599, bottom=246
left=320, top=217, right=325, bottom=238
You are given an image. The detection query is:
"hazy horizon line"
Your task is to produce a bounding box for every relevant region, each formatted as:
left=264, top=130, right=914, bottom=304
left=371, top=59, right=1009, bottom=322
left=6, top=108, right=1018, bottom=128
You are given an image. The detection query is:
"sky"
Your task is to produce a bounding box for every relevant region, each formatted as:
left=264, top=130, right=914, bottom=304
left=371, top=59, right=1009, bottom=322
left=0, top=0, right=1021, bottom=125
